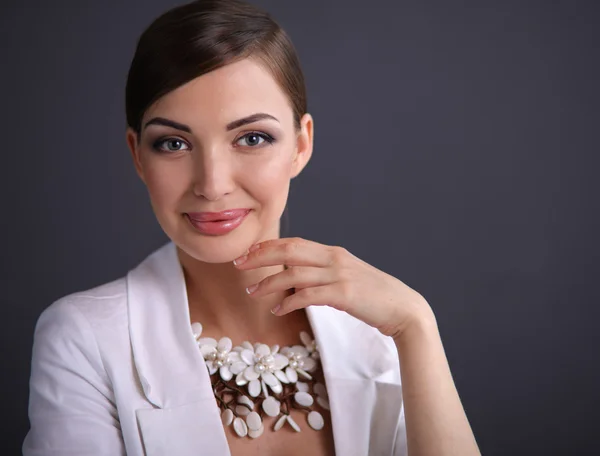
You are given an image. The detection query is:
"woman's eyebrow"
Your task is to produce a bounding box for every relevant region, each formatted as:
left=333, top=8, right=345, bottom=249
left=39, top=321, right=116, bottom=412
left=226, top=113, right=279, bottom=131
left=143, top=113, right=280, bottom=134
left=143, top=117, right=191, bottom=133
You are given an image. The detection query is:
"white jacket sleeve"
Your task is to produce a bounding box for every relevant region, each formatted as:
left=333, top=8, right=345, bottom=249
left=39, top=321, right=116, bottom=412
left=22, top=299, right=125, bottom=455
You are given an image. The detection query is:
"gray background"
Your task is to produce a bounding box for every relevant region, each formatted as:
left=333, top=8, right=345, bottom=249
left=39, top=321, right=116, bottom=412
left=1, top=0, right=598, bottom=454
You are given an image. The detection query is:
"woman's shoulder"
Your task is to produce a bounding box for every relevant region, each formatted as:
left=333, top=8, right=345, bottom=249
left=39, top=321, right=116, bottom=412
left=38, top=277, right=128, bottom=330
left=32, top=276, right=131, bottom=362
left=32, top=242, right=174, bottom=353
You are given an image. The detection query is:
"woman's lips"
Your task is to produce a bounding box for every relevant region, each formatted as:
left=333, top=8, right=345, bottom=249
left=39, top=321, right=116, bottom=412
left=185, top=209, right=251, bottom=235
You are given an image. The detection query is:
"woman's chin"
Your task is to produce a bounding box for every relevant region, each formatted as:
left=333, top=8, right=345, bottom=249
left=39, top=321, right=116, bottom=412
left=175, top=244, right=243, bottom=265
left=171, top=232, right=252, bottom=265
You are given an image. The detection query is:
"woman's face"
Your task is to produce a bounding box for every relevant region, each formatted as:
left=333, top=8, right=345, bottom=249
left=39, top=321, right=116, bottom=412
left=126, top=58, right=313, bottom=263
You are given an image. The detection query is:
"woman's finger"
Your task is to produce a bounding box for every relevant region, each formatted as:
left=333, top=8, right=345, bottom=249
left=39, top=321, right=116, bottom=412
left=248, top=236, right=315, bottom=252
left=246, top=266, right=335, bottom=297
left=234, top=238, right=334, bottom=269
left=273, top=282, right=349, bottom=316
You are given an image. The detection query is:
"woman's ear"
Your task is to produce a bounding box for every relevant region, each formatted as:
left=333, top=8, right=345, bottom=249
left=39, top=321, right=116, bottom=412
left=291, top=113, right=314, bottom=179
left=126, top=127, right=146, bottom=184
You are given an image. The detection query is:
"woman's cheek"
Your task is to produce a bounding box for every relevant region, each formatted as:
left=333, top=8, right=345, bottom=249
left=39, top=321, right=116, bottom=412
left=145, top=162, right=191, bottom=210
left=246, top=146, right=294, bottom=189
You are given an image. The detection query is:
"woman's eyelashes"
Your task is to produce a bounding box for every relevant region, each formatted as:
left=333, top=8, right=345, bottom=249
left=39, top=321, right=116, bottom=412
left=150, top=131, right=276, bottom=154
left=152, top=137, right=190, bottom=153
left=234, top=131, right=275, bottom=148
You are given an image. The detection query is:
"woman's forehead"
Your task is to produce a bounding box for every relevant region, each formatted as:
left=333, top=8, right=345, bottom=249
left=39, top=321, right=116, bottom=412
left=143, top=58, right=294, bottom=130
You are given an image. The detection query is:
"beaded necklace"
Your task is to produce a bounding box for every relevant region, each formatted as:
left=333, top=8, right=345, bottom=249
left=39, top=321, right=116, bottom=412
left=192, top=322, right=330, bottom=438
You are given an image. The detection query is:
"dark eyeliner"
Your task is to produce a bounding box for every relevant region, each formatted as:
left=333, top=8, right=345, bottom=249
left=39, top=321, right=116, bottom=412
left=240, top=131, right=276, bottom=144
left=151, top=137, right=189, bottom=153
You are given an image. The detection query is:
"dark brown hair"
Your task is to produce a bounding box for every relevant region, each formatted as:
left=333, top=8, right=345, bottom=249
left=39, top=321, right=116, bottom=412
left=125, top=0, right=307, bottom=136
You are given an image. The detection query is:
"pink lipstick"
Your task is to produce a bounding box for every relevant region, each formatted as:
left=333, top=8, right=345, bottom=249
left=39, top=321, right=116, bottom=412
left=185, top=209, right=251, bottom=236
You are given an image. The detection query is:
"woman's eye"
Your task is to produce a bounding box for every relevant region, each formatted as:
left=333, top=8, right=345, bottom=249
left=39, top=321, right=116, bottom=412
left=154, top=138, right=189, bottom=152
left=236, top=132, right=274, bottom=147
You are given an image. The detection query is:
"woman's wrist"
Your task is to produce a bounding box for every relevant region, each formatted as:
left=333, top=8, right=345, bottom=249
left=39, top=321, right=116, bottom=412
left=392, top=300, right=439, bottom=349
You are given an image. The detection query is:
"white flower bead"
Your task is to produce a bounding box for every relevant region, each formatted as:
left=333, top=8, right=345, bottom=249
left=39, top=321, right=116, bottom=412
left=262, top=396, right=280, bottom=417
left=274, top=370, right=289, bottom=383
left=241, top=349, right=255, bottom=365
left=246, top=412, right=262, bottom=431
left=255, top=344, right=270, bottom=357
left=244, top=366, right=260, bottom=381
left=286, top=415, right=301, bottom=432
left=261, top=372, right=278, bottom=387
left=294, top=391, right=314, bottom=407
left=296, top=381, right=309, bottom=393
left=248, top=424, right=265, bottom=439
left=235, top=405, right=251, bottom=416
left=248, top=379, right=261, bottom=398
left=237, top=395, right=254, bottom=410
left=273, top=415, right=287, bottom=431
left=221, top=409, right=233, bottom=426
left=235, top=372, right=248, bottom=386
left=191, top=322, right=203, bottom=339
left=261, top=379, right=269, bottom=398
left=285, top=366, right=298, bottom=383
left=233, top=417, right=248, bottom=437
left=197, top=337, right=217, bottom=347
left=219, top=365, right=233, bottom=381
left=217, top=337, right=232, bottom=353
left=230, top=361, right=247, bottom=375
left=308, top=411, right=325, bottom=430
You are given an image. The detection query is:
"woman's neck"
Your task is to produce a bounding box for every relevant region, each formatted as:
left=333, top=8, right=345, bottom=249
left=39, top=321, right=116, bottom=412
left=177, top=246, right=297, bottom=343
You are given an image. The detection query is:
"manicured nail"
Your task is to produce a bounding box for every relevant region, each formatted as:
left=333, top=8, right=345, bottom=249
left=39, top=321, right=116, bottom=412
left=245, top=283, right=259, bottom=294
left=233, top=254, right=248, bottom=265
left=249, top=243, right=261, bottom=253
left=271, top=305, right=281, bottom=315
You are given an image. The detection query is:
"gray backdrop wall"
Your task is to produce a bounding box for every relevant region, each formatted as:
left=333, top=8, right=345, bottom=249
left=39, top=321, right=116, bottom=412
left=1, top=0, right=598, bottom=454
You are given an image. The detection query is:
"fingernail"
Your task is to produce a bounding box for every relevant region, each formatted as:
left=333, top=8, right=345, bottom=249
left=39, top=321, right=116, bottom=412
left=246, top=283, right=259, bottom=294
left=271, top=305, right=281, bottom=315
left=233, top=254, right=248, bottom=265
left=249, top=244, right=261, bottom=253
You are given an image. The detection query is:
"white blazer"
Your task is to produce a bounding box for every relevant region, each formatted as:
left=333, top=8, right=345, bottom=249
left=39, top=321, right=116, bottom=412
left=23, top=242, right=407, bottom=455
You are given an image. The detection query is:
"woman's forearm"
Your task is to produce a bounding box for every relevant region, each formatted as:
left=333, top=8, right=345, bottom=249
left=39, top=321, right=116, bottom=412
left=395, top=309, right=480, bottom=456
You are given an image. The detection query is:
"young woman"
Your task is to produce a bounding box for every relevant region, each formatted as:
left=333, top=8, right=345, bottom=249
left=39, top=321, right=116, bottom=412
left=23, top=1, right=480, bottom=455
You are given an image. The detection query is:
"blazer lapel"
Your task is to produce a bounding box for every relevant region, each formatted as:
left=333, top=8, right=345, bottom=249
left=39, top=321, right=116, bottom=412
left=127, top=242, right=230, bottom=455
left=307, top=305, right=404, bottom=456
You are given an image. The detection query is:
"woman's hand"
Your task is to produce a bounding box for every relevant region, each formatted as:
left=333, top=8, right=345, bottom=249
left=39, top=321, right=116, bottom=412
left=235, top=237, right=481, bottom=455
left=233, top=237, right=435, bottom=340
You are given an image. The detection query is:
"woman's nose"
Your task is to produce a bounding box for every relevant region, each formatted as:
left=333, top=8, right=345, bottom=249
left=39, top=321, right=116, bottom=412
left=191, top=148, right=236, bottom=201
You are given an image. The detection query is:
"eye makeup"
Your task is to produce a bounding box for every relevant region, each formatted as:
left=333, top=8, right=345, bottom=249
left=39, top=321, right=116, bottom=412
left=148, top=129, right=278, bottom=154
left=234, top=131, right=276, bottom=148
left=150, top=136, right=191, bottom=154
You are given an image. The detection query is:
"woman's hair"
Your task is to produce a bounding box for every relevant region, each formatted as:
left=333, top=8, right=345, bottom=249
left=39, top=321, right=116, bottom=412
left=125, top=0, right=307, bottom=137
